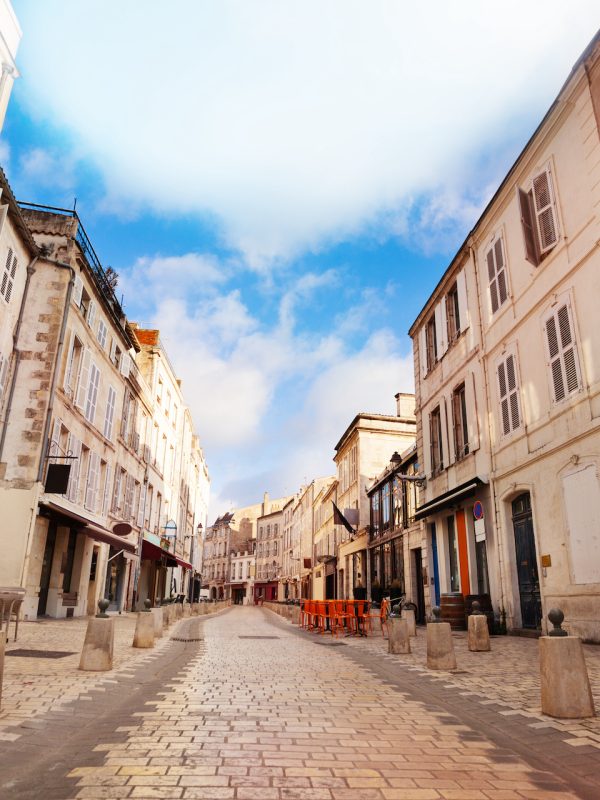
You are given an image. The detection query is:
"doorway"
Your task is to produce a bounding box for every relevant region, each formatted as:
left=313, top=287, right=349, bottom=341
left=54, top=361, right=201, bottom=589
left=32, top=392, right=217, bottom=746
left=413, top=548, right=425, bottom=624
left=38, top=521, right=57, bottom=616
left=512, top=492, right=541, bottom=630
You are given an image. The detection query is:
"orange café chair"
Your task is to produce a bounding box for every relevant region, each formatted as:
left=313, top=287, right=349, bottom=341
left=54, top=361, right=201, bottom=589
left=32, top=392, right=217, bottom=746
left=333, top=599, right=351, bottom=634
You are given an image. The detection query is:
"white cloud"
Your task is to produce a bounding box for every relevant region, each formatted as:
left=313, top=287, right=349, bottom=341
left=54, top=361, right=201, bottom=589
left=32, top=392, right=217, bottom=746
left=19, top=146, right=77, bottom=192
left=16, top=0, right=600, bottom=265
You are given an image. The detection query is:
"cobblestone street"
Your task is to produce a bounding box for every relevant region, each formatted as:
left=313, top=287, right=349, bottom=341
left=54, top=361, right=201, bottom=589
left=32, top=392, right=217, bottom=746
left=1, top=606, right=599, bottom=799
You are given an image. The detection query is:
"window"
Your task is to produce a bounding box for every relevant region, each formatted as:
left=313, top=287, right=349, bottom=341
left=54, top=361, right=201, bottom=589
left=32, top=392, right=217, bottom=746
left=497, top=352, right=521, bottom=436
left=486, top=236, right=508, bottom=314
left=101, top=463, right=112, bottom=516
left=370, top=491, right=380, bottom=538
left=518, top=165, right=559, bottom=266
left=426, top=316, right=437, bottom=371
left=66, top=435, right=82, bottom=503
left=97, top=320, right=108, bottom=349
left=86, top=300, right=96, bottom=329
left=104, top=386, right=117, bottom=440
left=1, top=247, right=17, bottom=303
left=64, top=335, right=82, bottom=399
left=544, top=301, right=582, bottom=403
left=84, top=362, right=100, bottom=423
left=75, top=348, right=91, bottom=409
left=452, top=383, right=469, bottom=460
left=429, top=406, right=443, bottom=474
left=381, top=482, right=391, bottom=532
left=123, top=475, right=135, bottom=521
left=446, top=283, right=461, bottom=342
left=111, top=468, right=124, bottom=513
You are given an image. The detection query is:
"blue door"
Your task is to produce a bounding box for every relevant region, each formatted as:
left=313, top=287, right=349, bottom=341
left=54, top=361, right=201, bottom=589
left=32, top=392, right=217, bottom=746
left=431, top=522, right=440, bottom=606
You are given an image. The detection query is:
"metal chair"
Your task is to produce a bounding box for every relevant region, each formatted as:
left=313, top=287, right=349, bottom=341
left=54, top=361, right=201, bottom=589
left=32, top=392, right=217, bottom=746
left=0, top=587, right=26, bottom=642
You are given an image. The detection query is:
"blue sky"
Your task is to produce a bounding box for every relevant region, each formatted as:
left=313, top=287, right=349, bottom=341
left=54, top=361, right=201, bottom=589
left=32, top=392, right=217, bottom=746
left=3, top=1, right=600, bottom=514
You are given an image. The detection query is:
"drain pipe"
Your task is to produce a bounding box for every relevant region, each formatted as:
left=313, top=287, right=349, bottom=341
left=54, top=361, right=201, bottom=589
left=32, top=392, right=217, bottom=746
left=36, top=260, right=76, bottom=482
left=0, top=254, right=39, bottom=462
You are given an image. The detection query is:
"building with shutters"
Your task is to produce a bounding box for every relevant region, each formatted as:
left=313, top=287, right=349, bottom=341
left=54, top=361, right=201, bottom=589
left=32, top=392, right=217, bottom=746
left=0, top=194, right=209, bottom=619
left=254, top=508, right=284, bottom=602
left=409, top=30, right=600, bottom=641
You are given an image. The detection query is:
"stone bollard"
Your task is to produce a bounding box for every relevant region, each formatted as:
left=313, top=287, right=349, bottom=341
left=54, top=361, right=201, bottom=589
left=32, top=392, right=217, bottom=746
left=540, top=609, right=595, bottom=719
left=79, top=599, right=114, bottom=672
left=468, top=601, right=490, bottom=652
left=427, top=606, right=457, bottom=670
left=388, top=614, right=411, bottom=654
left=151, top=606, right=163, bottom=638
left=133, top=600, right=155, bottom=648
left=402, top=607, right=417, bottom=637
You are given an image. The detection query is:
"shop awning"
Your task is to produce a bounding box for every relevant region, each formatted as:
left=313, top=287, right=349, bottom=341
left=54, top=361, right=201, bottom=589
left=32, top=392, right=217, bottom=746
left=140, top=534, right=192, bottom=570
left=414, top=478, right=486, bottom=521
left=39, top=500, right=137, bottom=553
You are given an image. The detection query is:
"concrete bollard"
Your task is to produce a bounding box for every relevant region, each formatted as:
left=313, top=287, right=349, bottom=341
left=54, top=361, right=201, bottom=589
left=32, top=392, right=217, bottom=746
left=388, top=615, right=411, bottom=654
left=401, top=608, right=417, bottom=637
left=540, top=609, right=595, bottom=719
left=427, top=606, right=457, bottom=670
left=133, top=600, right=155, bottom=648
left=79, top=599, right=114, bottom=671
left=468, top=601, right=490, bottom=652
left=151, top=607, right=163, bottom=638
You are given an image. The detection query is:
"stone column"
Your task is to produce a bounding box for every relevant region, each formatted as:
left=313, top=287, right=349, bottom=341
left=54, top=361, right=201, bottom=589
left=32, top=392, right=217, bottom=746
left=426, top=607, right=457, bottom=670
left=468, top=601, right=491, bottom=652
left=540, top=609, right=595, bottom=719
left=133, top=600, right=155, bottom=648
left=79, top=600, right=115, bottom=672
left=388, top=615, right=411, bottom=654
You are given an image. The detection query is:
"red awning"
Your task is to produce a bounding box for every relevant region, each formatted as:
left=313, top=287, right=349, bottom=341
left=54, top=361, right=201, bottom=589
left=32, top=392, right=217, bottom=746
left=174, top=556, right=192, bottom=570
left=83, top=526, right=136, bottom=554
left=141, top=538, right=176, bottom=566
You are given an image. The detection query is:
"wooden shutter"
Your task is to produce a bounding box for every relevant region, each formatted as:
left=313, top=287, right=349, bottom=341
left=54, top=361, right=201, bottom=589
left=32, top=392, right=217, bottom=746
left=434, top=301, right=447, bottom=357
left=72, top=274, right=83, bottom=307
left=545, top=302, right=581, bottom=403
left=456, top=269, right=469, bottom=331
left=85, top=451, right=100, bottom=512
left=439, top=399, right=448, bottom=469
left=63, top=330, right=74, bottom=392
left=532, top=168, right=558, bottom=253
left=109, top=338, right=117, bottom=364
left=87, top=300, right=96, bottom=329
left=465, top=371, right=480, bottom=451
left=137, top=482, right=147, bottom=527
left=85, top=362, right=100, bottom=423
left=422, top=413, right=431, bottom=478
left=102, top=464, right=112, bottom=516
left=120, top=352, right=131, bottom=378
left=419, top=326, right=427, bottom=378
left=50, top=417, right=62, bottom=458
left=0, top=353, right=9, bottom=401
left=97, top=320, right=107, bottom=349
left=518, top=188, right=540, bottom=266
left=75, top=348, right=91, bottom=408
left=497, top=354, right=521, bottom=436
left=67, top=436, right=82, bottom=502
left=103, top=385, right=116, bottom=439
left=447, top=393, right=457, bottom=464
left=112, top=467, right=122, bottom=512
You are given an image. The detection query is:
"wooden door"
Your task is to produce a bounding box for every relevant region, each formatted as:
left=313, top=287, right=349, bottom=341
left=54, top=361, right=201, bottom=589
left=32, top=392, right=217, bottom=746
left=512, top=493, right=541, bottom=629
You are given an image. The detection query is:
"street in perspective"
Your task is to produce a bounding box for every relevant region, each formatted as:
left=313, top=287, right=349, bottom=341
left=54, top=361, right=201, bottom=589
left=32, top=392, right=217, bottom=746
left=1, top=2, right=600, bottom=799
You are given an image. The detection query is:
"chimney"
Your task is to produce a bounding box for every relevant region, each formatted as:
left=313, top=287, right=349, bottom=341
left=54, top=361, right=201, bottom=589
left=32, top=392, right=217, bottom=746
left=395, top=392, right=416, bottom=420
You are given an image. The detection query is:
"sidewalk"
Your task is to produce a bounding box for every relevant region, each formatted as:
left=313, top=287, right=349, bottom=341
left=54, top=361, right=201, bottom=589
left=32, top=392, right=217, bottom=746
left=0, top=607, right=226, bottom=741
left=287, top=613, right=600, bottom=750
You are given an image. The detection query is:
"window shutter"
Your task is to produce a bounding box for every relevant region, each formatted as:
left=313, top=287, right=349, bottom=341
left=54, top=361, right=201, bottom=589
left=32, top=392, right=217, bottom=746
left=439, top=399, right=448, bottom=469
left=72, top=274, right=83, bottom=307
left=137, top=483, right=146, bottom=527
left=85, top=452, right=100, bottom=512
left=109, top=338, right=117, bottom=364
left=75, top=348, right=91, bottom=408
left=87, top=300, right=96, bottom=329
left=63, top=330, right=74, bottom=392
left=518, top=188, right=540, bottom=266
left=112, top=468, right=122, bottom=513
left=102, top=464, right=112, bottom=516
left=120, top=352, right=131, bottom=378
left=545, top=302, right=581, bottom=403
left=447, top=393, right=456, bottom=465
left=67, top=436, right=82, bottom=502
left=1, top=247, right=14, bottom=302
left=97, top=320, right=107, bottom=349
left=532, top=168, right=558, bottom=253
left=419, top=326, right=427, bottom=378
left=0, top=353, right=9, bottom=401
left=104, top=385, right=116, bottom=440
left=85, top=362, right=100, bottom=423
left=497, top=354, right=521, bottom=436
left=494, top=238, right=508, bottom=306
left=456, top=269, right=469, bottom=331
left=50, top=417, right=62, bottom=458
left=434, top=301, right=447, bottom=357
left=464, top=371, right=480, bottom=451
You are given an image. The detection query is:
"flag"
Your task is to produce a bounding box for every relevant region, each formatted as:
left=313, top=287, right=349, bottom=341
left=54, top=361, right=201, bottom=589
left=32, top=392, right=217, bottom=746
left=332, top=501, right=355, bottom=535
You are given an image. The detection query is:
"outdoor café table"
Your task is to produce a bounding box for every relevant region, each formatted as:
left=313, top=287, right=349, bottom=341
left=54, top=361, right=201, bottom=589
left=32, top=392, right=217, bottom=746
left=345, top=599, right=370, bottom=637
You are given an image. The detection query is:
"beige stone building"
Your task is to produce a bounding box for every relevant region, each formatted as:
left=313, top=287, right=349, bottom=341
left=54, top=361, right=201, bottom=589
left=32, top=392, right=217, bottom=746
left=311, top=478, right=337, bottom=601
left=254, top=508, right=283, bottom=602
left=410, top=31, right=600, bottom=641
left=334, top=394, right=416, bottom=600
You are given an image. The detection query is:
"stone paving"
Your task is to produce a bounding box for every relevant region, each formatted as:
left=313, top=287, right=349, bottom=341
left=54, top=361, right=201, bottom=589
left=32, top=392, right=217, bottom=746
left=332, top=613, right=600, bottom=750
left=0, top=607, right=225, bottom=741
left=53, top=607, right=596, bottom=799
left=1, top=606, right=599, bottom=798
